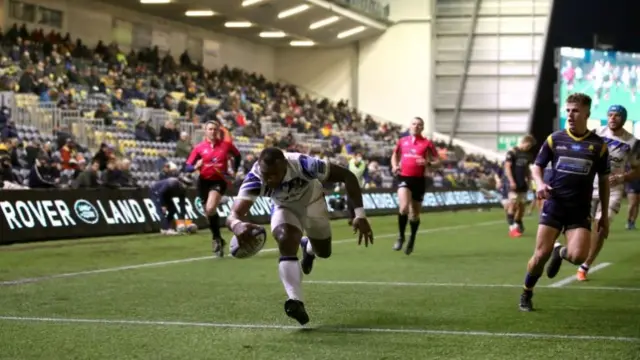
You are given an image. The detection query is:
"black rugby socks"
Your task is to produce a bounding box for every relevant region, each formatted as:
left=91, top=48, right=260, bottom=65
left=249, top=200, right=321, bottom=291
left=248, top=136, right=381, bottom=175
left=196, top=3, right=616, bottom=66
left=409, top=219, right=421, bottom=241
left=523, top=272, right=541, bottom=290
left=398, top=214, right=408, bottom=238
left=208, top=214, right=222, bottom=239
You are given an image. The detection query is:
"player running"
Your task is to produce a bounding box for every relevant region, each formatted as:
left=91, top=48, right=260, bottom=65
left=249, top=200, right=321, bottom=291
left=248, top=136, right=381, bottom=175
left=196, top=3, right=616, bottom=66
left=626, top=179, right=640, bottom=229
left=577, top=105, right=640, bottom=281
left=226, top=148, right=374, bottom=325
left=391, top=117, right=439, bottom=255
left=503, top=135, right=535, bottom=237
left=186, top=121, right=241, bottom=257
left=519, top=93, right=610, bottom=312
left=149, top=175, right=193, bottom=235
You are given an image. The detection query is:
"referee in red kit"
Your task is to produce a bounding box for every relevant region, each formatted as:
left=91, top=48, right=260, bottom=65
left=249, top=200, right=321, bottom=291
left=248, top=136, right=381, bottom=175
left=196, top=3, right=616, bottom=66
left=186, top=121, right=241, bottom=257
left=391, top=117, right=439, bottom=255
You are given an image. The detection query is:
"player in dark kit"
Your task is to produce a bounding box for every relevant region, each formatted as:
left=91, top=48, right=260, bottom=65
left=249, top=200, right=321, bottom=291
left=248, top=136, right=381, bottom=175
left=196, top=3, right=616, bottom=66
left=391, top=117, right=439, bottom=255
left=186, top=121, right=241, bottom=257
left=503, top=135, right=535, bottom=237
left=149, top=176, right=193, bottom=235
left=519, top=93, right=610, bottom=312
left=626, top=179, right=640, bottom=229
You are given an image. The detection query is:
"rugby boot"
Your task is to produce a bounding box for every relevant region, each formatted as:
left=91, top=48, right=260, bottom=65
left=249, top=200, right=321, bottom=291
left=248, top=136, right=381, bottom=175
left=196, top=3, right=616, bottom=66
left=519, top=290, right=534, bottom=312
left=284, top=299, right=310, bottom=325
left=509, top=227, right=522, bottom=238
left=213, top=237, right=226, bottom=258
left=300, top=237, right=316, bottom=275
left=393, top=236, right=405, bottom=251
left=404, top=237, right=415, bottom=255
left=545, top=242, right=563, bottom=279
left=576, top=268, right=588, bottom=281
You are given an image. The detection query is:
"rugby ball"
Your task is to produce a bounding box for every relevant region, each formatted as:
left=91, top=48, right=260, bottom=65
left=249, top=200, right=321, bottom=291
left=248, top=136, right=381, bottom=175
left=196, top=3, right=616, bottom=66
left=186, top=223, right=199, bottom=234
left=230, top=226, right=267, bottom=259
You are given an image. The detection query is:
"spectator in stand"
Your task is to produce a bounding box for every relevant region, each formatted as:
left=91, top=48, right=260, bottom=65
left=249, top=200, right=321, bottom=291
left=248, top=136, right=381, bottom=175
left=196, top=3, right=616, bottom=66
left=1, top=120, right=17, bottom=139
left=134, top=120, right=154, bottom=141
left=111, top=88, right=126, bottom=111
left=146, top=90, right=161, bottom=109
left=59, top=138, right=77, bottom=169
left=73, top=159, right=100, bottom=188
left=94, top=103, right=113, bottom=126
left=0, top=155, right=25, bottom=190
left=116, top=158, right=137, bottom=188
left=92, top=143, right=113, bottom=171
left=195, top=96, right=209, bottom=116
left=28, top=156, right=58, bottom=188
left=175, top=132, right=192, bottom=158
left=159, top=120, right=179, bottom=142
left=101, top=157, right=120, bottom=188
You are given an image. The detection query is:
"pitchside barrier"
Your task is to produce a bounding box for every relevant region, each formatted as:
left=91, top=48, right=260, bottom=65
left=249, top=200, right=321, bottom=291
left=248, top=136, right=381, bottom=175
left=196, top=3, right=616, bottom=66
left=0, top=188, right=505, bottom=245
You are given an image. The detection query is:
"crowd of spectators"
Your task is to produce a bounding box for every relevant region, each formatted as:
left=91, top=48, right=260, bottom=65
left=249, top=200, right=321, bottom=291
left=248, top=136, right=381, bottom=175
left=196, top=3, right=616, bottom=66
left=0, top=23, right=501, bottom=192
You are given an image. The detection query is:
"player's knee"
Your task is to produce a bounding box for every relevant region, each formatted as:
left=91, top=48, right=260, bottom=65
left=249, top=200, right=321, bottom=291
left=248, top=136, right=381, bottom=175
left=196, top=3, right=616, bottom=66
left=205, top=205, right=217, bottom=216
left=565, top=246, right=588, bottom=264
left=309, top=237, right=332, bottom=258
left=272, top=224, right=302, bottom=256
left=532, top=248, right=552, bottom=265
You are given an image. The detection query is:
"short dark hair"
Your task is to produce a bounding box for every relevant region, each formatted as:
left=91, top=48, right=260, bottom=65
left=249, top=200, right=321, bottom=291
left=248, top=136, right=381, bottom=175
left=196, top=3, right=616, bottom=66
left=521, top=134, right=536, bottom=146
left=566, top=93, right=592, bottom=108
left=259, top=147, right=286, bottom=166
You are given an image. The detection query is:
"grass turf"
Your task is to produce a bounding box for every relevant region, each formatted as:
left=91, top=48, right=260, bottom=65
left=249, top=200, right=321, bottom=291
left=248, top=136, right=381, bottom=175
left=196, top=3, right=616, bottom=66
left=0, top=210, right=639, bottom=359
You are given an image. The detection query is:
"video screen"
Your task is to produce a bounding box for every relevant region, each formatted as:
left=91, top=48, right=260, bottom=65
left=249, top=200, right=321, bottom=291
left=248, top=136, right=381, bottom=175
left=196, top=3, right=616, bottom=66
left=557, top=47, right=640, bottom=137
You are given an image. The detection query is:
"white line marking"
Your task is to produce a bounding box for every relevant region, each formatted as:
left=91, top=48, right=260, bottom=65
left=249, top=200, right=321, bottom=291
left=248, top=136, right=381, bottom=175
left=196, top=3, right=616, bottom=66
left=0, top=316, right=636, bottom=342
left=0, top=221, right=503, bottom=286
left=549, top=262, right=612, bottom=288
left=305, top=280, right=640, bottom=292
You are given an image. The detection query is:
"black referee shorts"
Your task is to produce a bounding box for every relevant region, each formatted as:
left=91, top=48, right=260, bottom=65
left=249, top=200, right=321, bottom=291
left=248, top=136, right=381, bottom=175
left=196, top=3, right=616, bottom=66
left=397, top=176, right=427, bottom=202
left=197, top=178, right=228, bottom=202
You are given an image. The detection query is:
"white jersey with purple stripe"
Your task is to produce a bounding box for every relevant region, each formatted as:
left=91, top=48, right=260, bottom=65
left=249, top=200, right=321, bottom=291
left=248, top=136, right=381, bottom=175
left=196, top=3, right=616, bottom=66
left=236, top=152, right=331, bottom=207
left=592, top=126, right=639, bottom=193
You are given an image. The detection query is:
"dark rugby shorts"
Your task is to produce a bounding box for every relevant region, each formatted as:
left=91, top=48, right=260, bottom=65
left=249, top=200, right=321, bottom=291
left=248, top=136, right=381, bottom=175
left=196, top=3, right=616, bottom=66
left=626, top=180, right=640, bottom=194
left=397, top=176, right=427, bottom=202
left=198, top=178, right=227, bottom=201
left=539, top=199, right=592, bottom=232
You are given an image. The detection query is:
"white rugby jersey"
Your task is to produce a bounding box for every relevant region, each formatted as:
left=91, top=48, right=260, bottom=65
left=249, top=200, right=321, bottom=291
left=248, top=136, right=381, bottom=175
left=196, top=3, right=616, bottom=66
left=593, top=126, right=639, bottom=189
left=236, top=152, right=330, bottom=206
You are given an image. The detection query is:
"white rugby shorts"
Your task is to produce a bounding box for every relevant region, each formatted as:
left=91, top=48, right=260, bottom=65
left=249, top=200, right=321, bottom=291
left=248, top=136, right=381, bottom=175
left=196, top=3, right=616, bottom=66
left=590, top=187, right=624, bottom=221
left=270, top=181, right=332, bottom=240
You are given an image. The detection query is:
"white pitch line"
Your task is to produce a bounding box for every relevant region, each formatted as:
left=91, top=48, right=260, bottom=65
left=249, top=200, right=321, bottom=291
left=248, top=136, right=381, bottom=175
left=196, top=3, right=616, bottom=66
left=305, top=280, right=640, bottom=292
left=0, top=315, right=637, bottom=342
left=549, top=262, right=612, bottom=288
left=0, top=220, right=503, bottom=286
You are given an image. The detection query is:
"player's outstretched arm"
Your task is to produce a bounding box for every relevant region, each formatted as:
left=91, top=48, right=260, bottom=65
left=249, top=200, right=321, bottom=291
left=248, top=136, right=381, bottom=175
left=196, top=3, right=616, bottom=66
left=326, top=163, right=374, bottom=246
left=226, top=173, right=262, bottom=240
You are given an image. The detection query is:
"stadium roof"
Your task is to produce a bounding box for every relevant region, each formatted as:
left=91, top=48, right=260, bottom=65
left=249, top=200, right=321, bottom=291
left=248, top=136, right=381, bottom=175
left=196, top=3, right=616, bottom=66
left=109, top=0, right=390, bottom=47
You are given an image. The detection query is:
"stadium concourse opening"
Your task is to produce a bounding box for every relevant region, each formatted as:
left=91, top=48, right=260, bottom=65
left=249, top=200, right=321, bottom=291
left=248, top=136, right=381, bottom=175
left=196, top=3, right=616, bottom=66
left=529, top=0, right=640, bottom=148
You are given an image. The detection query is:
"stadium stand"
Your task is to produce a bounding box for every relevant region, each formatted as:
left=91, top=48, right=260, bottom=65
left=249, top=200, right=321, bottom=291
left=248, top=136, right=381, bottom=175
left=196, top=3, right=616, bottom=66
left=0, top=23, right=500, bottom=191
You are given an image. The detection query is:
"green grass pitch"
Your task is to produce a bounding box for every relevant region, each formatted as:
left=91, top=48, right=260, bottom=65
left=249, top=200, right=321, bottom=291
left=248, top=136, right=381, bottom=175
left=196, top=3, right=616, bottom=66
left=0, top=210, right=639, bottom=359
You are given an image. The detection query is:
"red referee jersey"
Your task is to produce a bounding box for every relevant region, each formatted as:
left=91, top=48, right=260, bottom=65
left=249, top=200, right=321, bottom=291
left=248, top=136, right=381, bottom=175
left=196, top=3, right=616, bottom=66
left=186, top=139, right=240, bottom=181
left=394, top=135, right=438, bottom=177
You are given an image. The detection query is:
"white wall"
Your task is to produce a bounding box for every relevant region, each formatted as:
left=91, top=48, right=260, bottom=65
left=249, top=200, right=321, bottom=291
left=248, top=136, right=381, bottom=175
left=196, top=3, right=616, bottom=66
left=275, top=46, right=356, bottom=104
left=273, top=0, right=433, bottom=132
left=357, top=0, right=432, bottom=132
left=2, top=0, right=276, bottom=79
